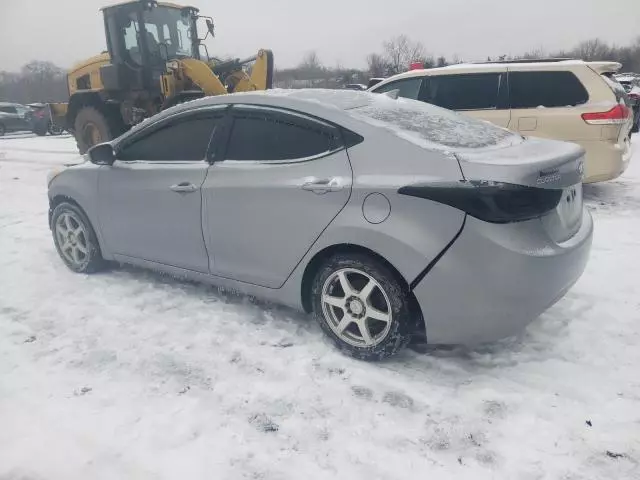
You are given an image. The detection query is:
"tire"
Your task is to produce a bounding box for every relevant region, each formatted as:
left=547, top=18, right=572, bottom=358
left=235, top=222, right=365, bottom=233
left=310, top=253, right=412, bottom=360
left=0, top=123, right=5, bottom=136
left=74, top=106, right=123, bottom=154
left=33, top=123, right=47, bottom=136
left=51, top=202, right=105, bottom=273
left=48, top=121, right=65, bottom=135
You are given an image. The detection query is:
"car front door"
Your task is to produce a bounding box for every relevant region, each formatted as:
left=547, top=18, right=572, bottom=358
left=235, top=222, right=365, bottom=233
left=202, top=105, right=353, bottom=288
left=98, top=107, right=226, bottom=273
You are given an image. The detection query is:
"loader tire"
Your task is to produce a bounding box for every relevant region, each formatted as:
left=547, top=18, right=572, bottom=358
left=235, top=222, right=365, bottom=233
left=74, top=106, right=123, bottom=154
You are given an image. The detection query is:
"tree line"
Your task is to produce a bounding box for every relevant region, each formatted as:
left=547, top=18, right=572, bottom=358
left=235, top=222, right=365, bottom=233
left=2, top=36, right=640, bottom=104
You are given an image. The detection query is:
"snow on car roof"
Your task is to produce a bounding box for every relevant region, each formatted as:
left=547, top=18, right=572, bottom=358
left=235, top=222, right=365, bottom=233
left=268, top=89, right=518, bottom=150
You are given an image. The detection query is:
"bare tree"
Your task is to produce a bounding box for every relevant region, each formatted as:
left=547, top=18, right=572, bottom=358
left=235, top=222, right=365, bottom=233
left=366, top=53, right=389, bottom=77
left=299, top=51, right=323, bottom=72
left=0, top=60, right=68, bottom=103
left=383, top=35, right=427, bottom=74
left=572, top=39, right=611, bottom=61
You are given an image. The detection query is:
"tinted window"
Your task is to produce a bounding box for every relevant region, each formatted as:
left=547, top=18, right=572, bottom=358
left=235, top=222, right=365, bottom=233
left=118, top=115, right=218, bottom=161
left=226, top=111, right=334, bottom=161
left=420, top=73, right=502, bottom=110
left=0, top=106, right=17, bottom=113
left=373, top=78, right=422, bottom=100
left=509, top=71, right=589, bottom=108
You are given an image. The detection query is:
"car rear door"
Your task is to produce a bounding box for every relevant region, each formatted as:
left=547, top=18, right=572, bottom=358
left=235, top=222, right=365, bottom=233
left=202, top=105, right=352, bottom=288
left=418, top=71, right=511, bottom=127
left=98, top=107, right=226, bottom=273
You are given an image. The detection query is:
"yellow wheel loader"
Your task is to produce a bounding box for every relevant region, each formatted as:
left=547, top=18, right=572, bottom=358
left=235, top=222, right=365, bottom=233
left=50, top=0, right=274, bottom=153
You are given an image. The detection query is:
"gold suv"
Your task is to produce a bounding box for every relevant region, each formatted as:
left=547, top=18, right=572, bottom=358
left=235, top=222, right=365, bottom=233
left=370, top=60, right=634, bottom=183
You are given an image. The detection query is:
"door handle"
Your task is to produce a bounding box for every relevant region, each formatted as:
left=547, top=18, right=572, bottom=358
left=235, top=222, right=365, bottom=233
left=301, top=178, right=344, bottom=194
left=170, top=182, right=198, bottom=193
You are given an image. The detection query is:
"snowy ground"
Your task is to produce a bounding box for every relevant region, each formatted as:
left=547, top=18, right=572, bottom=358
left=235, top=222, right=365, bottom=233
left=1, top=133, right=639, bottom=480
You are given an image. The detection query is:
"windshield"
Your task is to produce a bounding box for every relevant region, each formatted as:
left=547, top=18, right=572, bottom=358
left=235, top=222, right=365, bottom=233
left=141, top=6, right=194, bottom=58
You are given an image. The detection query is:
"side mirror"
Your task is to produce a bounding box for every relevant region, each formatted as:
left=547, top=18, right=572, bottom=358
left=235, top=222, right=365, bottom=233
left=206, top=18, right=215, bottom=37
left=88, top=143, right=115, bottom=166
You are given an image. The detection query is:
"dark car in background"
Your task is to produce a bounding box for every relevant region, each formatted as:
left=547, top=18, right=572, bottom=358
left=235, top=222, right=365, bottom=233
left=27, top=103, right=65, bottom=136
left=0, top=102, right=34, bottom=136
left=615, top=74, right=640, bottom=133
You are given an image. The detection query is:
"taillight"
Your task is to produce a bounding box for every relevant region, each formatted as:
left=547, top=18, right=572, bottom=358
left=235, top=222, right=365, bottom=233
left=398, top=181, right=562, bottom=224
left=581, top=104, right=631, bottom=125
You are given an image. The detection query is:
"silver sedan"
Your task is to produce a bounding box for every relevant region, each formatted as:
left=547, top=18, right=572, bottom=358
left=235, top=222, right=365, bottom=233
left=47, top=90, right=593, bottom=360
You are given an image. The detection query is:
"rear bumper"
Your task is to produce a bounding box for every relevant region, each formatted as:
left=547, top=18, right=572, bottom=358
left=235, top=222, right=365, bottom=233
left=580, top=138, right=632, bottom=183
left=413, top=210, right=593, bottom=345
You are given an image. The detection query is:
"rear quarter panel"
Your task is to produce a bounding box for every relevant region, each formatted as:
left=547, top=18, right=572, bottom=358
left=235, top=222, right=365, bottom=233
left=284, top=128, right=467, bottom=291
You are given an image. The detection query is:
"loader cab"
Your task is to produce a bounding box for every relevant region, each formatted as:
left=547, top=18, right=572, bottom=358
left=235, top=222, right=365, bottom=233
left=100, top=1, right=201, bottom=92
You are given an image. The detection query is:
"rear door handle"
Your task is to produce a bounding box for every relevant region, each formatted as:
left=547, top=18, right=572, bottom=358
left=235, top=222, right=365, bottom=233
left=170, top=182, right=198, bottom=193
left=301, top=178, right=344, bottom=194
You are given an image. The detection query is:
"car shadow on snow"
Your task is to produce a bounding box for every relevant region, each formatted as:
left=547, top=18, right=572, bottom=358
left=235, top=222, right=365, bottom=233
left=94, top=261, right=577, bottom=373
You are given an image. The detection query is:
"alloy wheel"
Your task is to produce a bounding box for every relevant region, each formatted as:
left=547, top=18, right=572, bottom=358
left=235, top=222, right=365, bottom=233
left=55, top=212, right=90, bottom=268
left=321, top=268, right=393, bottom=347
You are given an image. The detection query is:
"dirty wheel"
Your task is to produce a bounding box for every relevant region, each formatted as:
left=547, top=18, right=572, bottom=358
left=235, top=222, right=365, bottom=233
left=74, top=106, right=121, bottom=154
left=311, top=253, right=412, bottom=360
left=51, top=202, right=106, bottom=273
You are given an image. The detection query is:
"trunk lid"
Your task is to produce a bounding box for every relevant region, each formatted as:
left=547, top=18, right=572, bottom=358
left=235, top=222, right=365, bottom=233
left=454, top=137, right=585, bottom=190
left=455, top=137, right=585, bottom=242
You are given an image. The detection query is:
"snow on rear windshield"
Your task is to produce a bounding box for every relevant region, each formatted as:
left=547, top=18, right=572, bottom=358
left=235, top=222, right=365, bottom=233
left=269, top=89, right=518, bottom=149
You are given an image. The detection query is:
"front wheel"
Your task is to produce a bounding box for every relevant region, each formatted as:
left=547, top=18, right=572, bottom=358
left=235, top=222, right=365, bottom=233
left=51, top=202, right=105, bottom=273
left=311, top=253, right=412, bottom=360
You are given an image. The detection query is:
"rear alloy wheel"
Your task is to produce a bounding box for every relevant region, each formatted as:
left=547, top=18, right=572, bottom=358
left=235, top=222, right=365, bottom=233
left=51, top=202, right=105, bottom=273
left=311, top=254, right=412, bottom=360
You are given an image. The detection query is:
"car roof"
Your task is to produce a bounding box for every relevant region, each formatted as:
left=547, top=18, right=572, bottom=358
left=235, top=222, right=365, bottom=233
left=0, top=102, right=21, bottom=107
left=116, top=88, right=518, bottom=152
left=370, top=60, right=621, bottom=89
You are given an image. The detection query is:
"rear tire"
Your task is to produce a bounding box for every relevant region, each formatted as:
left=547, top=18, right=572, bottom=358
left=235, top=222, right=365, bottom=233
left=74, top=106, right=123, bottom=154
left=51, top=202, right=106, bottom=273
left=33, top=123, right=47, bottom=136
left=311, top=253, right=412, bottom=361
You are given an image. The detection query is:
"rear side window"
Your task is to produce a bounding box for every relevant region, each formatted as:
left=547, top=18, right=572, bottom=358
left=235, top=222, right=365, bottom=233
left=226, top=110, right=335, bottom=161
left=373, top=78, right=422, bottom=100
left=118, top=115, right=219, bottom=161
left=0, top=106, right=17, bottom=113
left=420, top=73, right=503, bottom=110
left=509, top=71, right=589, bottom=108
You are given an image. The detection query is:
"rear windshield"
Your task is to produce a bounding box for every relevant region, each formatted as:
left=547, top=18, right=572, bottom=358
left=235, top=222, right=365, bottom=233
left=348, top=96, right=517, bottom=149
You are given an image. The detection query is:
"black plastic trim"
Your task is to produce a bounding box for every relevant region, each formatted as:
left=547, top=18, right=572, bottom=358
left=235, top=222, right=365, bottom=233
left=410, top=215, right=466, bottom=291
left=398, top=181, right=563, bottom=224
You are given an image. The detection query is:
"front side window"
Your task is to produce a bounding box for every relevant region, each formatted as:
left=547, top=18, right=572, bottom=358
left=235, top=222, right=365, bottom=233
left=420, top=73, right=502, bottom=110
left=373, top=78, right=422, bottom=100
left=117, top=114, right=220, bottom=161
left=225, top=109, right=335, bottom=161
left=509, top=71, right=589, bottom=109
left=0, top=106, right=17, bottom=114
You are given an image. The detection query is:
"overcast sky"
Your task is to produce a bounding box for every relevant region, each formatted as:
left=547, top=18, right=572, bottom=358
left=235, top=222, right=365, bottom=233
left=1, top=0, right=638, bottom=71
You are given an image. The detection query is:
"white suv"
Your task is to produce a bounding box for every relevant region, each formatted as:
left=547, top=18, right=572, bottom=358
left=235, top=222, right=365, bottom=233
left=369, top=60, right=634, bottom=183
